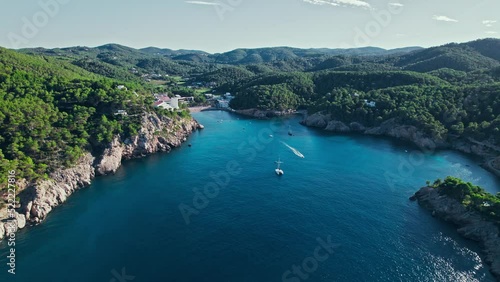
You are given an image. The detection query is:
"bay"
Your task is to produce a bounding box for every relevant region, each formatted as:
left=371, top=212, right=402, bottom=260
left=1, top=111, right=499, bottom=282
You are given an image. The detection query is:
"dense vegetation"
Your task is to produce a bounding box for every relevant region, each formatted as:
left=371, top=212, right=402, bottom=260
left=226, top=67, right=499, bottom=144
left=224, top=39, right=500, bottom=147
left=431, top=177, right=500, bottom=225
left=195, top=66, right=254, bottom=87
left=0, top=47, right=165, bottom=189
left=2, top=38, right=500, bottom=192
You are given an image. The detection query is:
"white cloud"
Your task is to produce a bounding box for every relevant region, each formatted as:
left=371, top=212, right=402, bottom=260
left=302, top=0, right=371, bottom=9
left=185, top=1, right=221, bottom=6
left=303, top=0, right=338, bottom=6
left=484, top=31, right=498, bottom=35
left=482, top=20, right=497, bottom=27
left=388, top=3, right=404, bottom=7
left=432, top=15, right=458, bottom=23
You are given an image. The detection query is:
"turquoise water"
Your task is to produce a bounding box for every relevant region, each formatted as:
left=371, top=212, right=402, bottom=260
left=1, top=111, right=499, bottom=282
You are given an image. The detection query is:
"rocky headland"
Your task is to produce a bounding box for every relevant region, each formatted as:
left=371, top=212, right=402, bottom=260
left=410, top=186, right=500, bottom=281
left=0, top=112, right=202, bottom=239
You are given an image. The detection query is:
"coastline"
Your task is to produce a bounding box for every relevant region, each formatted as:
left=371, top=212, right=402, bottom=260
left=206, top=107, right=305, bottom=119
left=300, top=112, right=500, bottom=179
left=410, top=187, right=500, bottom=281
left=0, top=113, right=203, bottom=240
left=2, top=108, right=498, bottom=244
left=2, top=108, right=496, bottom=280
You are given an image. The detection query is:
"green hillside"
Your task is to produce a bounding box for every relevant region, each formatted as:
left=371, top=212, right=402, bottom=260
left=2, top=38, right=500, bottom=188
left=0, top=48, right=157, bottom=186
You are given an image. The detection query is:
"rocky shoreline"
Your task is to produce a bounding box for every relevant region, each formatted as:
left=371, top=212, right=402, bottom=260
left=301, top=112, right=500, bottom=178
left=233, top=108, right=297, bottom=119
left=0, top=112, right=202, bottom=240
left=410, top=186, right=500, bottom=281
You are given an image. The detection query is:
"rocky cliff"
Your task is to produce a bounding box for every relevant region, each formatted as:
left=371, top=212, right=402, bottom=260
left=410, top=187, right=500, bottom=281
left=0, top=112, right=201, bottom=239
left=234, top=108, right=295, bottom=119
left=452, top=140, right=500, bottom=178
left=95, top=113, right=200, bottom=175
left=302, top=112, right=500, bottom=176
left=302, top=113, right=445, bottom=149
left=491, top=157, right=500, bottom=175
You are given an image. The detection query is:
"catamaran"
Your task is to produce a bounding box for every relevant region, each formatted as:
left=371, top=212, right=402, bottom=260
left=275, top=158, right=284, bottom=176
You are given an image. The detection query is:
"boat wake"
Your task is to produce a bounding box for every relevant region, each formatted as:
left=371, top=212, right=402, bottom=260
left=281, top=141, right=305, bottom=158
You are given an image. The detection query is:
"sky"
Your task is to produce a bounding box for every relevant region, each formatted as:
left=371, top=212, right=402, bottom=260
left=0, top=0, right=499, bottom=53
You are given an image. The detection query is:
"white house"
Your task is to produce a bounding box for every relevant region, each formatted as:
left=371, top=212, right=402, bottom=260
left=117, top=85, right=127, bottom=90
left=114, top=110, right=128, bottom=116
left=217, top=99, right=230, bottom=109
left=224, top=92, right=235, bottom=100
left=364, top=100, right=376, bottom=108
left=154, top=96, right=180, bottom=110
left=155, top=101, right=174, bottom=111
left=169, top=98, right=179, bottom=109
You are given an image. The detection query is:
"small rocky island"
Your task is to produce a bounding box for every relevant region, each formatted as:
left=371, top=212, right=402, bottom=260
left=410, top=177, right=500, bottom=280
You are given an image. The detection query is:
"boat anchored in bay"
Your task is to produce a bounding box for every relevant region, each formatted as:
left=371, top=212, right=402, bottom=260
left=275, top=158, right=284, bottom=176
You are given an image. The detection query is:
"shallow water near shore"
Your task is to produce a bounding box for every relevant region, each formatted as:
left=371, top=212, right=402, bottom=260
left=1, top=111, right=499, bottom=282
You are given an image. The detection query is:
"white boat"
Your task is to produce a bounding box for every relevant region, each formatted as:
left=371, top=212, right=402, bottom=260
left=275, top=158, right=284, bottom=176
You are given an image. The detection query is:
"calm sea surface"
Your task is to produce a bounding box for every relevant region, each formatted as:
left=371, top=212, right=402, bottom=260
left=1, top=111, right=499, bottom=282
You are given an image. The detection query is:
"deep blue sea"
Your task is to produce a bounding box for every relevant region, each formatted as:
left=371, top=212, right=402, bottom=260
left=1, top=111, right=500, bottom=282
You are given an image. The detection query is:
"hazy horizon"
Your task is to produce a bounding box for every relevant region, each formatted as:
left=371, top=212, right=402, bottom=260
left=1, top=0, right=499, bottom=53
left=8, top=36, right=500, bottom=55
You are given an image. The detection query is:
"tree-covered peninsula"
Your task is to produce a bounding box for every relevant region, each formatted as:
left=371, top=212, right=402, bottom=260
left=411, top=177, right=500, bottom=279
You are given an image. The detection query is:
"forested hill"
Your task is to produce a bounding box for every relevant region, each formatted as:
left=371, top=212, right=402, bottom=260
left=18, top=39, right=499, bottom=77
left=2, top=38, right=500, bottom=187
left=0, top=47, right=168, bottom=187
left=221, top=39, right=500, bottom=150
left=19, top=43, right=424, bottom=76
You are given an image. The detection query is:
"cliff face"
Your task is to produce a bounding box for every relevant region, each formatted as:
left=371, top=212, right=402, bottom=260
left=452, top=140, right=500, bottom=178
left=0, top=113, right=201, bottom=239
left=19, top=153, right=96, bottom=224
left=95, top=113, right=200, bottom=175
left=411, top=187, right=500, bottom=281
left=492, top=157, right=500, bottom=174
left=303, top=113, right=446, bottom=148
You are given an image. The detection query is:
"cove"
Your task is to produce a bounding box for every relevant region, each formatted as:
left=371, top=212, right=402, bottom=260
left=1, top=111, right=499, bottom=282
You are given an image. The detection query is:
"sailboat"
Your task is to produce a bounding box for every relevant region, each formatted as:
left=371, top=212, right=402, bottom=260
left=275, top=158, right=284, bottom=176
